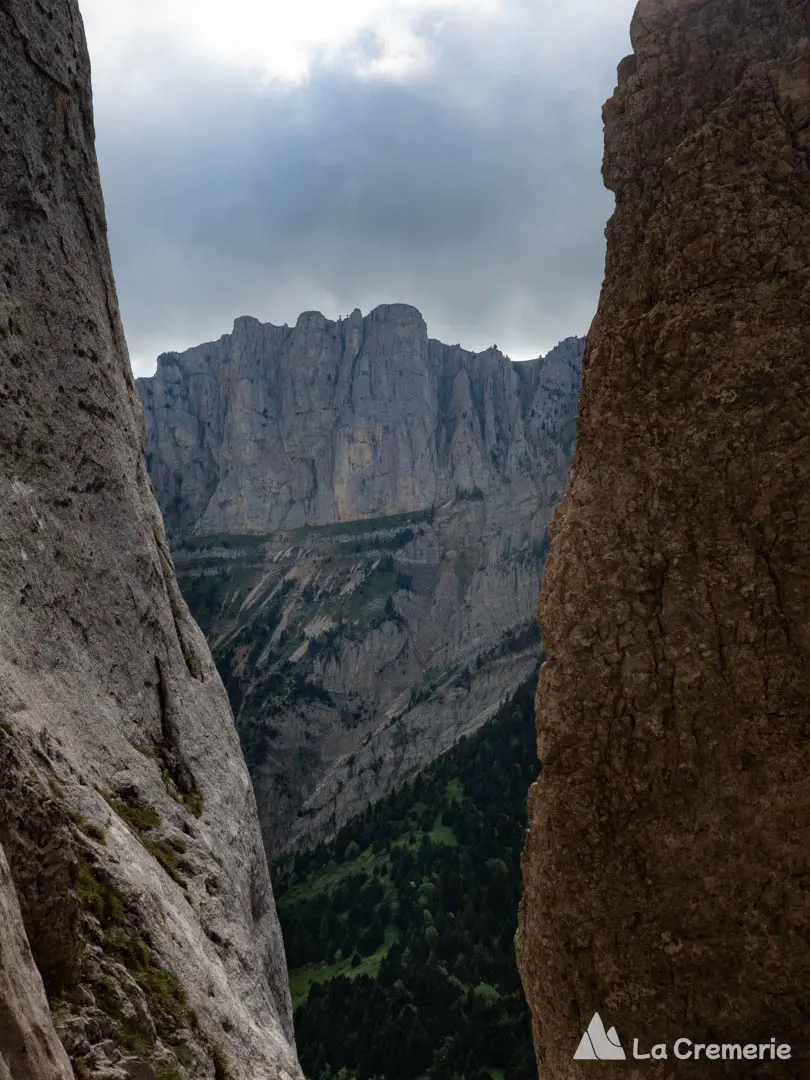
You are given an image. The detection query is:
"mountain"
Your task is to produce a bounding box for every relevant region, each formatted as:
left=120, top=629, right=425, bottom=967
left=137, top=313, right=583, bottom=851
left=0, top=4, right=299, bottom=1079
left=519, top=1, right=810, bottom=1076
left=272, top=674, right=542, bottom=1080
left=137, top=306, right=581, bottom=540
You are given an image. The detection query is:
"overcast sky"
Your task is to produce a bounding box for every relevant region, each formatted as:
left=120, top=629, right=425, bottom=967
left=81, top=0, right=637, bottom=376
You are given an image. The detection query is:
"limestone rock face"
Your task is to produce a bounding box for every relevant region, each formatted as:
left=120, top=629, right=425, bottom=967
left=0, top=845, right=74, bottom=1080
left=139, top=320, right=582, bottom=851
left=138, top=307, right=582, bottom=540
left=0, top=2, right=299, bottom=1077
left=519, top=1, right=810, bottom=1077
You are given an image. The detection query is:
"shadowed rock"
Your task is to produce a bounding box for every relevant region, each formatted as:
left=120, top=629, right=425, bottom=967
left=519, top=1, right=810, bottom=1077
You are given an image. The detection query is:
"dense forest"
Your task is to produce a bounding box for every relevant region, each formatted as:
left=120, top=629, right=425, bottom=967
left=272, top=672, right=543, bottom=1080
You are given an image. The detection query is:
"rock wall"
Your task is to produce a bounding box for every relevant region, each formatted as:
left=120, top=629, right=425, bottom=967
left=518, top=1, right=810, bottom=1076
left=173, top=495, right=548, bottom=856
left=139, top=321, right=582, bottom=851
left=137, top=307, right=582, bottom=541
left=0, top=846, right=74, bottom=1080
left=0, top=2, right=299, bottom=1077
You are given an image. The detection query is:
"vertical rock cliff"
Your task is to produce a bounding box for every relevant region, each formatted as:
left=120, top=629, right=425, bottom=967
left=0, top=2, right=299, bottom=1078
left=519, top=0, right=810, bottom=1076
left=137, top=317, right=583, bottom=851
left=137, top=308, right=582, bottom=542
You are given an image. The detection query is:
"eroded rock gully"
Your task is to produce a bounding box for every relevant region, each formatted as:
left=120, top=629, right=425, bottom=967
left=0, top=1, right=300, bottom=1077
left=519, top=1, right=810, bottom=1077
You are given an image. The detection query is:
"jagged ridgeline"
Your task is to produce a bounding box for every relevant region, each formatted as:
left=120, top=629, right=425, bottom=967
left=137, top=307, right=583, bottom=852
left=273, top=674, right=541, bottom=1080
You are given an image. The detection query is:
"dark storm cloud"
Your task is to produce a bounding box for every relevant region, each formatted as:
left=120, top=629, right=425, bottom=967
left=89, top=1, right=637, bottom=374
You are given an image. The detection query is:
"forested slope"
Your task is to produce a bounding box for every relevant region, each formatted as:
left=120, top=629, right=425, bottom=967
left=272, top=674, right=542, bottom=1080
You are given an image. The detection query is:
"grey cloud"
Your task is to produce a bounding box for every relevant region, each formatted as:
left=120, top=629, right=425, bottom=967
left=90, top=1, right=637, bottom=374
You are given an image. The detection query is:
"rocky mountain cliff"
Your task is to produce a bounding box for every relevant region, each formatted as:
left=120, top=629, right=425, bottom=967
left=138, top=318, right=583, bottom=851
left=138, top=307, right=582, bottom=540
left=519, top=1, right=810, bottom=1077
left=0, top=3, right=299, bottom=1079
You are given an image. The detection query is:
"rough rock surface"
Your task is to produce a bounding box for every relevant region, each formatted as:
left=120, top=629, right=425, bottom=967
left=519, top=1, right=810, bottom=1077
left=0, top=2, right=299, bottom=1077
left=0, top=845, right=74, bottom=1080
left=139, top=321, right=582, bottom=850
left=137, top=307, right=581, bottom=540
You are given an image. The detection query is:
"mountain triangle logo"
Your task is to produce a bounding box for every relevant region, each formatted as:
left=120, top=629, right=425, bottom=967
left=574, top=1014, right=627, bottom=1061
